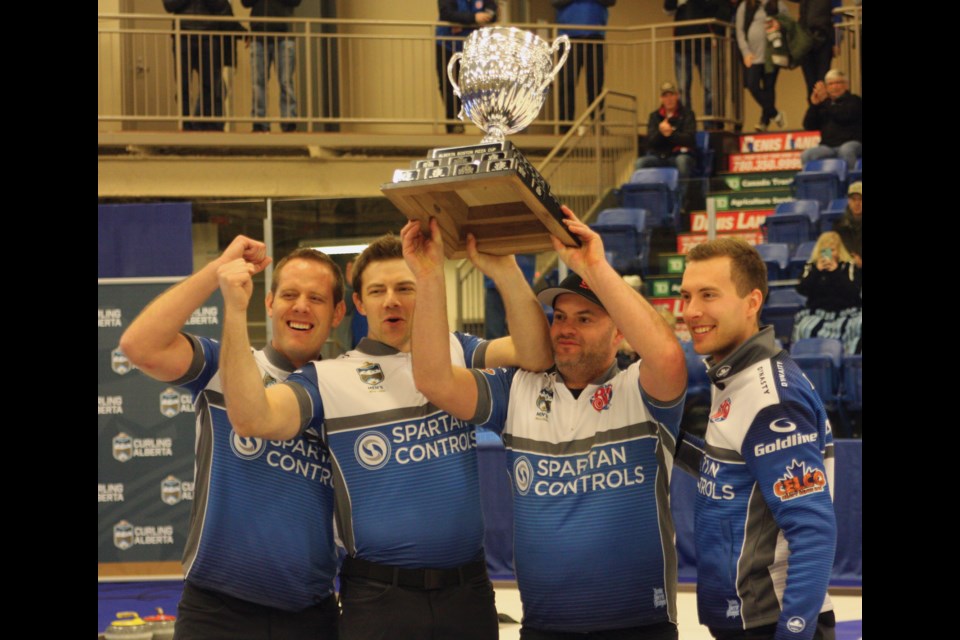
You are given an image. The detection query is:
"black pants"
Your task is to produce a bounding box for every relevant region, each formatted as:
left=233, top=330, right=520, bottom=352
left=175, top=33, right=224, bottom=131
left=744, top=63, right=779, bottom=125
left=173, top=581, right=338, bottom=640
left=339, top=558, right=498, bottom=640
left=710, top=611, right=836, bottom=640
left=558, top=39, right=605, bottom=123
left=521, top=621, right=678, bottom=640
left=801, top=42, right=834, bottom=101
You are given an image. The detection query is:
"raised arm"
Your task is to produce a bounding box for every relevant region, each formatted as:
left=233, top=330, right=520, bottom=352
left=468, top=240, right=552, bottom=371
left=551, top=207, right=686, bottom=402
left=119, top=235, right=269, bottom=382
left=218, top=259, right=303, bottom=440
left=402, top=219, right=483, bottom=421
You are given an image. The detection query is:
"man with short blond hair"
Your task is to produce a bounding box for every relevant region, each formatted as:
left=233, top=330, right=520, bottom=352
left=120, top=237, right=344, bottom=639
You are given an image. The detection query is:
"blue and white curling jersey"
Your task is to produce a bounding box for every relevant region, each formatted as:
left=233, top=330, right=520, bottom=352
left=174, top=335, right=337, bottom=612
left=285, top=334, right=489, bottom=569
left=685, top=327, right=836, bottom=640
left=471, top=361, right=684, bottom=632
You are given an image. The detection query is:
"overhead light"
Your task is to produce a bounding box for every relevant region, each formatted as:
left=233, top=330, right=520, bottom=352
left=308, top=243, right=369, bottom=255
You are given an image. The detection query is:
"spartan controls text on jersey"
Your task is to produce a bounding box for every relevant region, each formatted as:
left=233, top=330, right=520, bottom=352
left=698, top=457, right=735, bottom=500
left=517, top=445, right=645, bottom=497
left=232, top=429, right=333, bottom=483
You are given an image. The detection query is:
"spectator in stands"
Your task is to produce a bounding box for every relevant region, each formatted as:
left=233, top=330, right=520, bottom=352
left=787, top=0, right=841, bottom=101
left=244, top=0, right=302, bottom=133
left=834, top=181, right=861, bottom=267
left=164, top=0, right=236, bottom=131
left=554, top=0, right=616, bottom=129
left=736, top=0, right=788, bottom=132
left=793, top=230, right=861, bottom=354
left=436, top=1, right=497, bottom=134
left=800, top=69, right=862, bottom=169
left=636, top=81, right=697, bottom=210
left=664, top=0, right=732, bottom=127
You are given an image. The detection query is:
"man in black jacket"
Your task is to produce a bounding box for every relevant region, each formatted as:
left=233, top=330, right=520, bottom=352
left=800, top=69, right=862, bottom=169
left=636, top=81, right=697, bottom=210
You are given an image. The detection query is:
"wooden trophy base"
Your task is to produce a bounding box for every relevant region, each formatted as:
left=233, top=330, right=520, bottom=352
left=380, top=143, right=579, bottom=259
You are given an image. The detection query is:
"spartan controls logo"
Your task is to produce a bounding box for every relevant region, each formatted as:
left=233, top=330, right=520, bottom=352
left=355, top=431, right=391, bottom=470
left=111, top=349, right=132, bottom=375
left=231, top=432, right=266, bottom=460
left=513, top=456, right=533, bottom=495
left=113, top=520, right=135, bottom=550
left=113, top=433, right=133, bottom=462
left=357, top=362, right=385, bottom=386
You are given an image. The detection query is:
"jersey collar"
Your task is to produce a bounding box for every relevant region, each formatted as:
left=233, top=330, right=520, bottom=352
left=705, top=326, right=780, bottom=389
left=263, top=343, right=300, bottom=373
left=356, top=337, right=401, bottom=356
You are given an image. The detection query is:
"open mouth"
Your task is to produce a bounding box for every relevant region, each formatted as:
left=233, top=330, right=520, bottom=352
left=287, top=321, right=314, bottom=332
left=692, top=326, right=714, bottom=336
left=385, top=317, right=403, bottom=325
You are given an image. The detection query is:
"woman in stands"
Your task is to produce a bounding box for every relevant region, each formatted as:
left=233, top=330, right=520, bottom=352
left=736, top=0, right=788, bottom=131
left=792, top=231, right=862, bottom=354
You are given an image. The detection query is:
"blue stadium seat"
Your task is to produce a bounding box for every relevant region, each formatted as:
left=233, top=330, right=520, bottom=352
left=764, top=200, right=820, bottom=250
left=848, top=159, right=862, bottom=185
left=819, top=197, right=847, bottom=233
left=794, top=159, right=848, bottom=209
left=787, top=241, right=816, bottom=279
left=695, top=131, right=715, bottom=177
left=790, top=338, right=843, bottom=410
left=756, top=243, right=790, bottom=280
left=840, top=354, right=862, bottom=412
left=618, top=168, right=681, bottom=229
left=590, top=208, right=651, bottom=273
left=761, top=288, right=806, bottom=346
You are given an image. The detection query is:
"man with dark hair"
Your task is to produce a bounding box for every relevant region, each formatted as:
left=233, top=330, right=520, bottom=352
left=678, top=238, right=837, bottom=640
left=120, top=236, right=344, bottom=639
left=218, top=229, right=553, bottom=640
left=405, top=211, right=687, bottom=639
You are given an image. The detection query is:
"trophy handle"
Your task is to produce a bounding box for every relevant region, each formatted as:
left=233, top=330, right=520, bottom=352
left=447, top=52, right=463, bottom=97
left=541, top=35, right=571, bottom=93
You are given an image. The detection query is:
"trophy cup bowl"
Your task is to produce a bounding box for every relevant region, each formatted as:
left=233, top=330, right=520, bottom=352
left=381, top=27, right=578, bottom=259
left=448, top=27, right=570, bottom=143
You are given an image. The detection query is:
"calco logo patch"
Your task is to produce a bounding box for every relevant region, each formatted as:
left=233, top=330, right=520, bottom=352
left=773, top=460, right=826, bottom=501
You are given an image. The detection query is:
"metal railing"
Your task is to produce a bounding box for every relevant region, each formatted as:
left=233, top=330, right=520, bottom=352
left=832, top=5, right=862, bottom=95
left=99, top=14, right=741, bottom=133
left=454, top=91, right=637, bottom=333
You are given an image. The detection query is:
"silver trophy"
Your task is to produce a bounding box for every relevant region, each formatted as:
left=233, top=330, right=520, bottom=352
left=381, top=27, right=579, bottom=258
left=448, top=27, right=570, bottom=143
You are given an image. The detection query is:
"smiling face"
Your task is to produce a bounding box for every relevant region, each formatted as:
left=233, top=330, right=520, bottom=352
left=266, top=258, right=345, bottom=368
left=681, top=256, right=763, bottom=363
left=550, top=293, right=622, bottom=388
left=354, top=258, right=417, bottom=352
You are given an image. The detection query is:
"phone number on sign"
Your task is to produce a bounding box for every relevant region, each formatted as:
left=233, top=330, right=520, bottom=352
left=729, top=153, right=803, bottom=173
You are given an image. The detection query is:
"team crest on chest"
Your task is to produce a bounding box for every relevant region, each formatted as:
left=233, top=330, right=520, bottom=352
left=535, top=387, right=553, bottom=420
left=591, top=384, right=613, bottom=412
left=710, top=398, right=731, bottom=423
left=357, top=362, right=385, bottom=390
